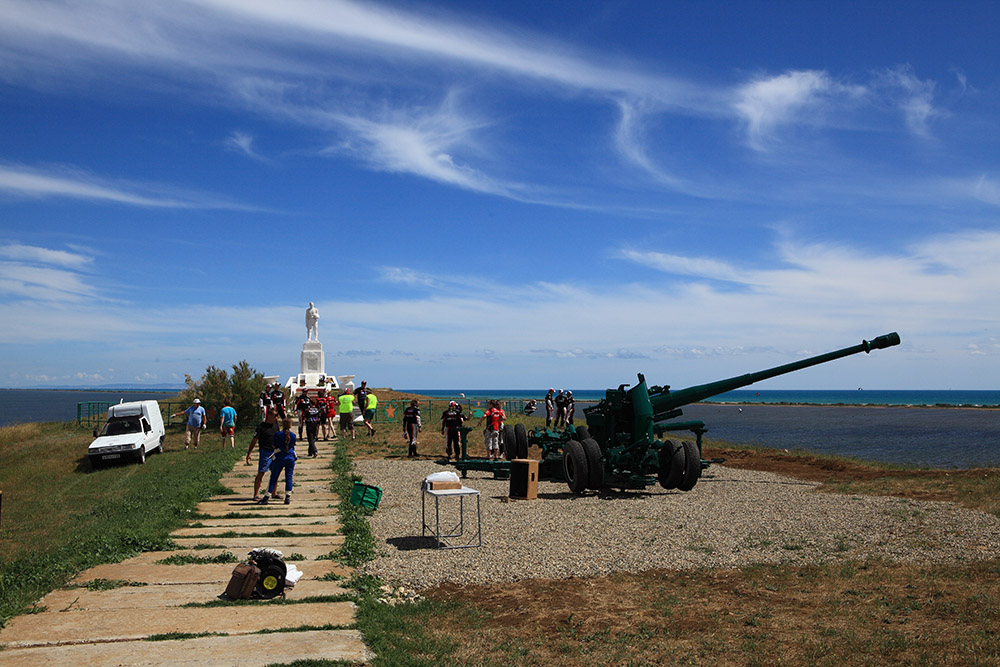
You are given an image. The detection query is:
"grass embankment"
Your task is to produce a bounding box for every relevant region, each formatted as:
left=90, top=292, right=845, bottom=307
left=330, top=431, right=1000, bottom=666
left=0, top=421, right=243, bottom=625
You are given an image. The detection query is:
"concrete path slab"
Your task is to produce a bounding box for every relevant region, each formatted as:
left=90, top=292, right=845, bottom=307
left=131, top=545, right=339, bottom=563
left=195, top=503, right=339, bottom=517
left=170, top=536, right=344, bottom=552
left=40, top=580, right=350, bottom=611
left=194, top=515, right=340, bottom=527
left=72, top=561, right=348, bottom=585
left=0, top=629, right=371, bottom=666
left=1, top=445, right=372, bottom=664
left=0, top=601, right=358, bottom=648
left=172, top=524, right=341, bottom=538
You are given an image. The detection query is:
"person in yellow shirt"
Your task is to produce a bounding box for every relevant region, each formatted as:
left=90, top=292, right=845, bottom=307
left=338, top=388, right=356, bottom=440
left=363, top=390, right=377, bottom=437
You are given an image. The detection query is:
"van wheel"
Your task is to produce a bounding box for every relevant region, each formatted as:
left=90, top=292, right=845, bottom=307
left=154, top=437, right=163, bottom=454
left=138, top=447, right=146, bottom=464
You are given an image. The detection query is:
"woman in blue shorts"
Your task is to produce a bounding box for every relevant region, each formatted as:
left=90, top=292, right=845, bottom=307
left=259, top=418, right=296, bottom=505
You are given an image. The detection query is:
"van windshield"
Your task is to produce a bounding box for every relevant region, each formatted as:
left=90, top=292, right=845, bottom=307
left=102, top=418, right=141, bottom=436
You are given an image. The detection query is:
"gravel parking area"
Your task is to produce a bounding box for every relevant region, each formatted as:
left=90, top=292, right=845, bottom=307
left=355, top=460, right=1000, bottom=589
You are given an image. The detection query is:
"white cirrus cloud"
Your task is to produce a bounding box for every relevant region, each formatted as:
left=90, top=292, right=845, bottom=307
left=0, top=163, right=259, bottom=210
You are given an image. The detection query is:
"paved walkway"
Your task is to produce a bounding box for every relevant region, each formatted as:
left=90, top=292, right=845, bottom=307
left=0, top=446, right=373, bottom=665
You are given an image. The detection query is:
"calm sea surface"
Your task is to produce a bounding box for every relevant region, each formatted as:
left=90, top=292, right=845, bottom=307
left=409, top=389, right=1000, bottom=469
left=2, top=388, right=998, bottom=469
left=0, top=389, right=176, bottom=427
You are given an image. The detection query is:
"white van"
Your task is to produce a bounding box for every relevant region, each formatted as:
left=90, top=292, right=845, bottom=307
left=88, top=400, right=166, bottom=467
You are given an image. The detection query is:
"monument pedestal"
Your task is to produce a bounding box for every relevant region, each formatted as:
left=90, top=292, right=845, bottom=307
left=301, top=341, right=325, bottom=375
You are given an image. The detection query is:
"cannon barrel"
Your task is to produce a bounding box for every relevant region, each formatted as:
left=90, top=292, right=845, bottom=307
left=649, top=332, right=900, bottom=415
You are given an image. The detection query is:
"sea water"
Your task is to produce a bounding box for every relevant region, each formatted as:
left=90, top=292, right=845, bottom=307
left=408, top=389, right=1000, bottom=469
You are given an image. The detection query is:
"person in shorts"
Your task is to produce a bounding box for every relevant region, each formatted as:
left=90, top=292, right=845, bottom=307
left=363, top=389, right=377, bottom=437
left=338, top=388, right=356, bottom=440
left=317, top=389, right=331, bottom=441
left=246, top=408, right=278, bottom=501
left=478, top=400, right=505, bottom=460
left=219, top=398, right=237, bottom=448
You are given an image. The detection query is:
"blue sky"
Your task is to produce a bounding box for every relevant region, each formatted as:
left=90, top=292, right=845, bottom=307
left=1, top=0, right=998, bottom=391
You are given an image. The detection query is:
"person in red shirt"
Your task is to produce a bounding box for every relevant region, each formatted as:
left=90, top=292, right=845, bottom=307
left=477, top=400, right=505, bottom=460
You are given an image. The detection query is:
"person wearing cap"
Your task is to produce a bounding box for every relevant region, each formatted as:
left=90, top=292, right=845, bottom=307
left=544, top=388, right=555, bottom=428
left=440, top=400, right=466, bottom=460
left=174, top=398, right=207, bottom=449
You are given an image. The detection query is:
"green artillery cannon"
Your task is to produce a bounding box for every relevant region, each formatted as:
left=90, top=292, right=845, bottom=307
left=450, top=332, right=900, bottom=493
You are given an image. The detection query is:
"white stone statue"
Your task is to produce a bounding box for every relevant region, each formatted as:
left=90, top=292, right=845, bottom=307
left=305, top=302, right=320, bottom=341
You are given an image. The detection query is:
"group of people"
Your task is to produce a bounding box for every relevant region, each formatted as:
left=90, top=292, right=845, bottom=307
left=174, top=397, right=237, bottom=450
left=544, top=388, right=575, bottom=428
left=244, top=380, right=378, bottom=503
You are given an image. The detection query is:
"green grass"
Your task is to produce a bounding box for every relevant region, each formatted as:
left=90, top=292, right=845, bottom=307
left=0, top=421, right=245, bottom=626
left=82, top=578, right=148, bottom=591
left=155, top=551, right=238, bottom=565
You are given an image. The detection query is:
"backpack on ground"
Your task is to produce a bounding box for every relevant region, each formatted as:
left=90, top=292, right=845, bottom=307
left=224, top=562, right=260, bottom=600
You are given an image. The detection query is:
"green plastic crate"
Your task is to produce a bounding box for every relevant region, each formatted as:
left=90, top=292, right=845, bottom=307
left=350, top=481, right=382, bottom=510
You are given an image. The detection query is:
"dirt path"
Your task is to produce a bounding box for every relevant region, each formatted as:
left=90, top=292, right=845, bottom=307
left=0, top=448, right=372, bottom=665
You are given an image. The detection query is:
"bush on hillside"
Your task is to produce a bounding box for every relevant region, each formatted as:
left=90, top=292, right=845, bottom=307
left=180, top=361, right=263, bottom=429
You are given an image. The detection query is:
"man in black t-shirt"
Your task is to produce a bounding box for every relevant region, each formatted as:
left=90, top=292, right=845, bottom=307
left=270, top=386, right=286, bottom=419
left=294, top=391, right=310, bottom=438
left=246, top=408, right=278, bottom=501
left=304, top=399, right=323, bottom=457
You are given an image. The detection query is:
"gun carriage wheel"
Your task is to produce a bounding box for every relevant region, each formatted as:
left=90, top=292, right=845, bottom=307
left=658, top=440, right=685, bottom=490
left=562, top=439, right=588, bottom=494
left=513, top=423, right=529, bottom=459
left=677, top=440, right=702, bottom=491
left=580, top=438, right=604, bottom=490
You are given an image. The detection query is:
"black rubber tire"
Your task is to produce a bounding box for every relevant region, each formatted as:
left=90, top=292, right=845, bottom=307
left=662, top=440, right=686, bottom=490
left=574, top=426, right=591, bottom=442
left=580, top=438, right=604, bottom=490
left=658, top=440, right=678, bottom=489
left=89, top=456, right=103, bottom=470
left=137, top=447, right=146, bottom=465
left=503, top=424, right=516, bottom=459
left=513, top=423, right=528, bottom=459
left=256, top=563, right=286, bottom=599
left=154, top=436, right=164, bottom=454
left=678, top=440, right=702, bottom=491
left=563, top=440, right=588, bottom=494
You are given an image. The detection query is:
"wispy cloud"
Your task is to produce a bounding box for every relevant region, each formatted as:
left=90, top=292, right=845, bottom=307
left=0, top=242, right=93, bottom=269
left=618, top=248, right=744, bottom=283
left=225, top=131, right=266, bottom=161
left=734, top=70, right=834, bottom=151
left=0, top=163, right=258, bottom=210
left=875, top=65, right=942, bottom=138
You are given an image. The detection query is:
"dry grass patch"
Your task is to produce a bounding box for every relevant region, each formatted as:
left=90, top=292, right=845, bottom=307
left=422, top=559, right=1000, bottom=666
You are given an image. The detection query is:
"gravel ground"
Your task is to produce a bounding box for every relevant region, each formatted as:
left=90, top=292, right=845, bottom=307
left=355, top=460, right=1000, bottom=589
